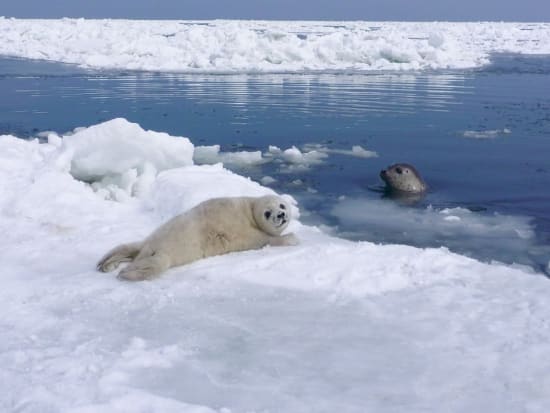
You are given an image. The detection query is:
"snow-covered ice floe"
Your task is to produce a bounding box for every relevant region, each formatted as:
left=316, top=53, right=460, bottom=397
left=0, top=19, right=549, bottom=72
left=2, top=118, right=550, bottom=412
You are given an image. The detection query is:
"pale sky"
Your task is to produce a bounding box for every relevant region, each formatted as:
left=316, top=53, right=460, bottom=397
left=2, top=0, right=550, bottom=21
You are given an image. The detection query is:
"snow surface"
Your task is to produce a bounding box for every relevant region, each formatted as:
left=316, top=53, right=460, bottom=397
left=0, top=19, right=549, bottom=72
left=2, top=119, right=550, bottom=412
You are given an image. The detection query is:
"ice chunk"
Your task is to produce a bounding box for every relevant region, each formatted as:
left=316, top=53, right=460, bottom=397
left=61, top=118, right=194, bottom=198
left=194, top=145, right=265, bottom=167
left=462, top=128, right=512, bottom=139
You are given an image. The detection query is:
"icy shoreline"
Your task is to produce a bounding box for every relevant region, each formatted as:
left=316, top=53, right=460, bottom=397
left=2, top=119, right=550, bottom=412
left=1, top=19, right=550, bottom=72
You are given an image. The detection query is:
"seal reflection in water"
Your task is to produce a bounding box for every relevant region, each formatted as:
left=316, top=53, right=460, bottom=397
left=97, top=195, right=298, bottom=281
left=380, top=163, right=427, bottom=194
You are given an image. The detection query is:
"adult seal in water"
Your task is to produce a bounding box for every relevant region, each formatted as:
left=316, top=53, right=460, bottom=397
left=380, top=163, right=427, bottom=193
left=97, top=195, right=298, bottom=281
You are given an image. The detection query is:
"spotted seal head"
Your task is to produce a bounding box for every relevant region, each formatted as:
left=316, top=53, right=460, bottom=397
left=380, top=163, right=427, bottom=193
left=252, top=195, right=291, bottom=236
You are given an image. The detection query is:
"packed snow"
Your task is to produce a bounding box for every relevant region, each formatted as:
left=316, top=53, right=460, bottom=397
left=0, top=19, right=549, bottom=72
left=2, top=119, right=550, bottom=412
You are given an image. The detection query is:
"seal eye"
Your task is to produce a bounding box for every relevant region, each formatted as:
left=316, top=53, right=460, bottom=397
left=279, top=204, right=286, bottom=210
left=264, top=211, right=272, bottom=219
left=395, top=167, right=403, bottom=174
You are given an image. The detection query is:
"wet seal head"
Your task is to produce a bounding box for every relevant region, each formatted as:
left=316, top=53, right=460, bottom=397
left=253, top=195, right=291, bottom=236
left=380, top=163, right=427, bottom=194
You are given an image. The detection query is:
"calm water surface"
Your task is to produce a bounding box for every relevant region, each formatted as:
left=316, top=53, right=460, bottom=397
left=1, top=56, right=549, bottom=272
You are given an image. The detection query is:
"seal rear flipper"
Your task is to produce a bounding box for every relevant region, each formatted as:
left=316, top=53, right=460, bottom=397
left=117, top=252, right=171, bottom=281
left=97, top=241, right=143, bottom=272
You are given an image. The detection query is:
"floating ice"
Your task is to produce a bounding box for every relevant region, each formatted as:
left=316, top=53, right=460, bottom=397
left=193, top=145, right=265, bottom=167
left=1, top=19, right=549, bottom=72
left=193, top=143, right=333, bottom=173
left=280, top=145, right=328, bottom=165
left=264, top=145, right=329, bottom=172
left=331, top=197, right=546, bottom=269
left=194, top=142, right=371, bottom=173
left=303, top=143, right=378, bottom=158
left=462, top=128, right=512, bottom=139
left=260, top=175, right=277, bottom=185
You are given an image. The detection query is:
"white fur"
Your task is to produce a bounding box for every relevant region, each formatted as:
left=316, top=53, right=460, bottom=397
left=97, top=195, right=298, bottom=281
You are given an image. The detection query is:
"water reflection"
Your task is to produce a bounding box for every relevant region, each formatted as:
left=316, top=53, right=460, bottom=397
left=76, top=72, right=471, bottom=115
left=1, top=63, right=474, bottom=140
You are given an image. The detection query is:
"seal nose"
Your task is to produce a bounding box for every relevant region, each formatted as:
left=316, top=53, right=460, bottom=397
left=277, top=212, right=285, bottom=219
left=380, top=169, right=387, bottom=178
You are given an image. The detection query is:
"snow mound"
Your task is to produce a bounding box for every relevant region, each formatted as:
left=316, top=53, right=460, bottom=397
left=1, top=19, right=550, bottom=72
left=58, top=118, right=194, bottom=200
left=144, top=164, right=299, bottom=223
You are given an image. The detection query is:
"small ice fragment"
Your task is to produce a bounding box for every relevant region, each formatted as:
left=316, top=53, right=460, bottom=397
left=261, top=176, right=277, bottom=185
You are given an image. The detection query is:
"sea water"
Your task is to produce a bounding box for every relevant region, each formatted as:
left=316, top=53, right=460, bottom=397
left=0, top=55, right=549, bottom=272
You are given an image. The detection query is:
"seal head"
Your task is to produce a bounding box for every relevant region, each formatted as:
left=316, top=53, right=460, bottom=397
left=252, top=195, right=291, bottom=236
left=380, top=163, right=427, bottom=193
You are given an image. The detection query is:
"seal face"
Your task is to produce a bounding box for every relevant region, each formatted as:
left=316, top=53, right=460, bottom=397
left=380, top=163, right=427, bottom=193
left=253, top=195, right=291, bottom=236
left=96, top=195, right=298, bottom=281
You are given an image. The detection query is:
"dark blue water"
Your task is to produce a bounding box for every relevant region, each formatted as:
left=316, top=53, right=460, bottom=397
left=1, top=56, right=549, bottom=272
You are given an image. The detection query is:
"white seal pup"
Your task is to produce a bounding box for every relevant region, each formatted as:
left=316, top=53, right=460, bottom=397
left=97, top=195, right=298, bottom=281
left=380, top=163, right=427, bottom=194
